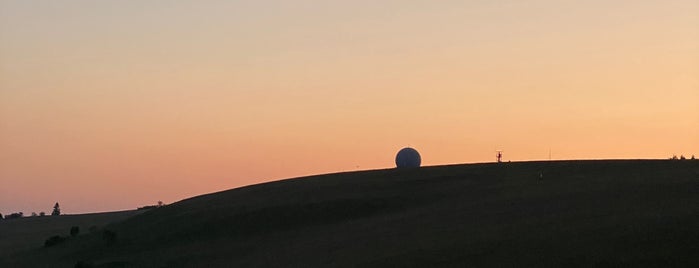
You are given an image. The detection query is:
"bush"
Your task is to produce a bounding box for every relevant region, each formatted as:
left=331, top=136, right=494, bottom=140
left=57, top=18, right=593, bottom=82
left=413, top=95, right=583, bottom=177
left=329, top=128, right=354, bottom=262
left=137, top=205, right=159, bottom=210
left=70, top=226, right=80, bottom=237
left=102, top=230, right=116, bottom=244
left=74, top=260, right=94, bottom=268
left=5, top=212, right=23, bottom=220
left=44, top=235, right=66, bottom=247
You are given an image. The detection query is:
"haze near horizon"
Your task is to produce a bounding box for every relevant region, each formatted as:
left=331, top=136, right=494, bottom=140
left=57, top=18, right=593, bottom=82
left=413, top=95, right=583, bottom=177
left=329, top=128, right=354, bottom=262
left=1, top=0, right=697, bottom=214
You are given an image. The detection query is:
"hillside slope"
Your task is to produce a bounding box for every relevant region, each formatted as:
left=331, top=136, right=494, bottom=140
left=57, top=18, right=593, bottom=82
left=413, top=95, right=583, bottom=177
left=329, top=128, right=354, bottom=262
left=4, top=160, right=699, bottom=267
left=0, top=210, right=141, bottom=259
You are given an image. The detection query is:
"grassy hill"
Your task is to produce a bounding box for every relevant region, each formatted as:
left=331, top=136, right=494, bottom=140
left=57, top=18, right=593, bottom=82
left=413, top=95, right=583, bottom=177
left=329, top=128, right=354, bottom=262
left=2, top=160, right=698, bottom=267
left=0, top=210, right=141, bottom=259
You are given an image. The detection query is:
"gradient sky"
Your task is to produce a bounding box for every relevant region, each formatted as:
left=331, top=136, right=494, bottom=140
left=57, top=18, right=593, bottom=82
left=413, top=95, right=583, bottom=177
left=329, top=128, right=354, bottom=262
left=1, top=0, right=698, bottom=214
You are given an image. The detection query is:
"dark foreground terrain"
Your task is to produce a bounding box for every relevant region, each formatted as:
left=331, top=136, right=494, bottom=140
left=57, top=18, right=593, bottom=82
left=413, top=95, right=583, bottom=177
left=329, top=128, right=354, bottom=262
left=0, top=210, right=141, bottom=259
left=2, top=160, right=698, bottom=267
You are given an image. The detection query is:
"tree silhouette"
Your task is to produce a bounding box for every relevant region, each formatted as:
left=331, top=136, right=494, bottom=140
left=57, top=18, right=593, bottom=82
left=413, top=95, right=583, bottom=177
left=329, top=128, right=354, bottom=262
left=44, top=235, right=66, bottom=247
left=102, top=230, right=117, bottom=244
left=6, top=212, right=23, bottom=219
left=70, top=226, right=80, bottom=237
left=52, top=202, right=61, bottom=216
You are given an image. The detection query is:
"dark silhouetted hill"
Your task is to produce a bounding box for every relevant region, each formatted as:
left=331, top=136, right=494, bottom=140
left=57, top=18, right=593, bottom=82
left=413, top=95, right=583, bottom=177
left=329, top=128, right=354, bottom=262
left=2, top=160, right=698, bottom=267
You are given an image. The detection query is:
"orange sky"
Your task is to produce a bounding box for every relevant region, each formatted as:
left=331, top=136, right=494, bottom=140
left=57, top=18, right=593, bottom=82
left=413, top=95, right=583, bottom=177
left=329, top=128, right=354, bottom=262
left=1, top=1, right=698, bottom=214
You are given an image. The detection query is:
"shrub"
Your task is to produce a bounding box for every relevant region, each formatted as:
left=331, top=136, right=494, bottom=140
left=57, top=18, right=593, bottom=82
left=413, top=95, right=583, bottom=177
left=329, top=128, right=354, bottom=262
left=5, top=212, right=23, bottom=220
left=74, top=260, right=94, bottom=268
left=44, top=235, right=66, bottom=247
left=102, top=230, right=116, bottom=244
left=70, top=226, right=80, bottom=237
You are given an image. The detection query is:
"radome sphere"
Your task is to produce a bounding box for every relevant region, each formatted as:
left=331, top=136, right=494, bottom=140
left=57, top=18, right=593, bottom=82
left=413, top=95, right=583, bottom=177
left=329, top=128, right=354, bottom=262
left=395, top=147, right=421, bottom=168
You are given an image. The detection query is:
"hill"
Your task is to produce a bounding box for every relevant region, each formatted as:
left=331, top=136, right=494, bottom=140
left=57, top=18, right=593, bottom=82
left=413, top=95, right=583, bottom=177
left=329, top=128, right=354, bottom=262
left=2, top=160, right=698, bottom=267
left=0, top=210, right=141, bottom=259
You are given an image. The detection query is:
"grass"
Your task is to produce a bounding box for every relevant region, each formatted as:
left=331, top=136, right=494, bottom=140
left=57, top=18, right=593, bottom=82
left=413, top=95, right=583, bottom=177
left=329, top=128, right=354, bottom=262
left=1, top=160, right=698, bottom=267
left=0, top=210, right=141, bottom=259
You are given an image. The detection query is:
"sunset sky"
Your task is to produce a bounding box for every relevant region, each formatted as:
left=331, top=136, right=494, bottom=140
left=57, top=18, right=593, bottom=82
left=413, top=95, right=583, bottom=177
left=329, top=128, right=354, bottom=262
left=1, top=1, right=698, bottom=214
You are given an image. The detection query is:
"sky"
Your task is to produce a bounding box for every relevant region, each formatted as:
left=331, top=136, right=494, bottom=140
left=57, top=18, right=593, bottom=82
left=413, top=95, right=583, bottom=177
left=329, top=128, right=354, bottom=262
left=1, top=0, right=698, bottom=214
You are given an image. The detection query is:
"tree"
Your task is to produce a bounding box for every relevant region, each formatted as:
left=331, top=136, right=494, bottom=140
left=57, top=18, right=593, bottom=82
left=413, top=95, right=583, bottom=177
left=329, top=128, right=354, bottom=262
left=44, top=235, right=66, bottom=247
left=52, top=202, right=61, bottom=216
left=102, top=230, right=116, bottom=245
left=70, top=226, right=80, bottom=237
left=0, top=213, right=3, bottom=220
left=39, top=212, right=46, bottom=216
left=75, top=260, right=94, bottom=268
left=31, top=212, right=38, bottom=217
left=6, top=212, right=23, bottom=220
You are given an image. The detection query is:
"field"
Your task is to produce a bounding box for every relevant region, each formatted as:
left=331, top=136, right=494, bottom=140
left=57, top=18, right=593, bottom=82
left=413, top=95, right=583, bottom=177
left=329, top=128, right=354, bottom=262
left=1, top=160, right=698, bottom=267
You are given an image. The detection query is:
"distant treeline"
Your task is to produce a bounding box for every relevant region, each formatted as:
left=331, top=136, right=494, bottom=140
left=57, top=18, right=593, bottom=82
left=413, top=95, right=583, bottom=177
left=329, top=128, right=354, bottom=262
left=2, top=212, right=24, bottom=220
left=1, top=211, right=48, bottom=220
left=2, top=201, right=168, bottom=220
left=1, top=202, right=60, bottom=220
left=137, top=201, right=166, bottom=210
left=670, top=154, right=696, bottom=160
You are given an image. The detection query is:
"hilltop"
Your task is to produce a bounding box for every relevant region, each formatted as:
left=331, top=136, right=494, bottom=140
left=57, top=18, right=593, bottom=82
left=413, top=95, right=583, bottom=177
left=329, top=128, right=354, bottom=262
left=2, top=160, right=698, bottom=267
